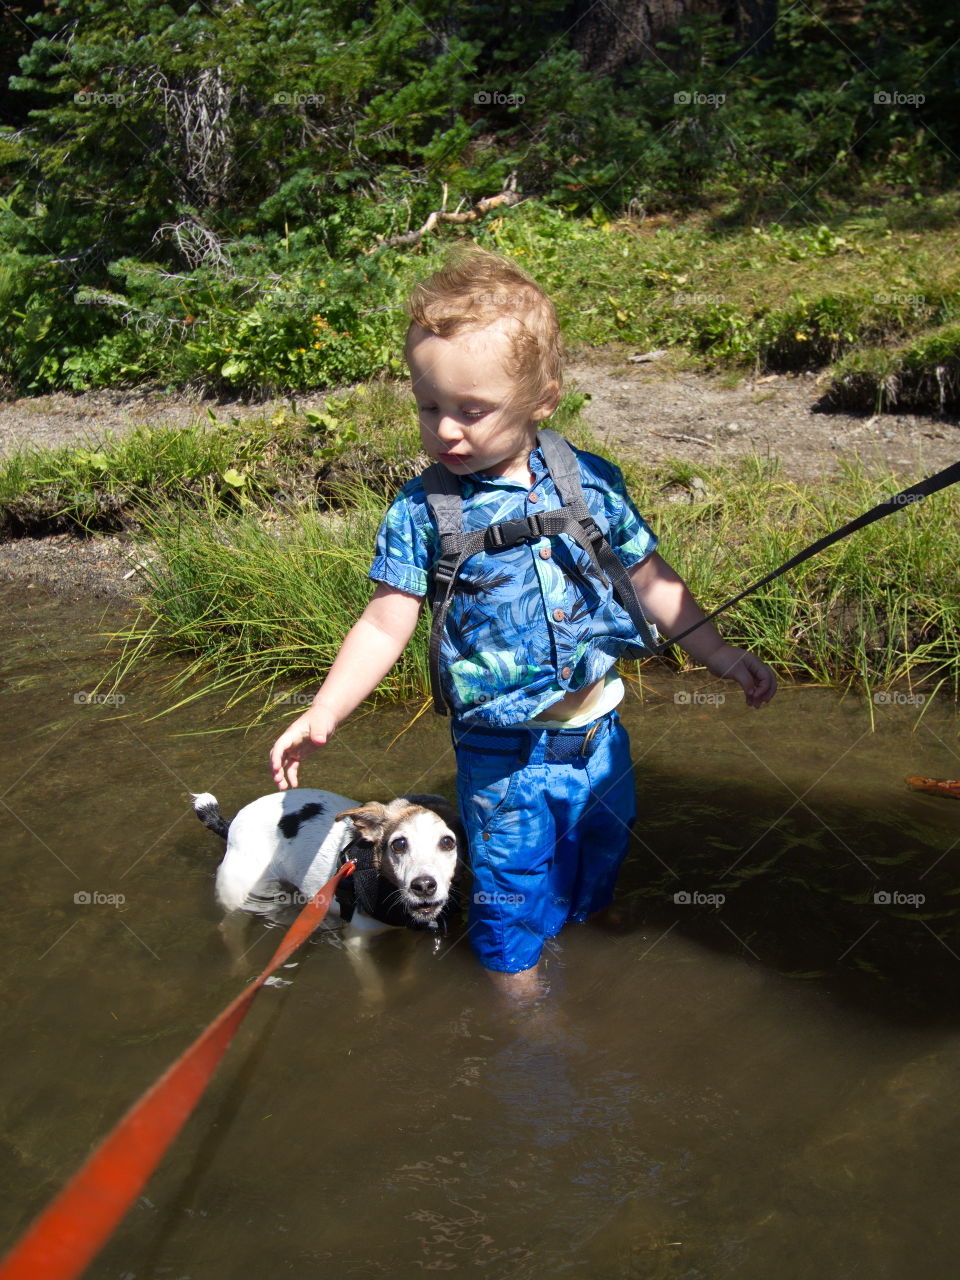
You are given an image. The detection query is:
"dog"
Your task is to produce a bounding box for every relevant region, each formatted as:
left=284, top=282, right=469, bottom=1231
left=192, top=788, right=464, bottom=940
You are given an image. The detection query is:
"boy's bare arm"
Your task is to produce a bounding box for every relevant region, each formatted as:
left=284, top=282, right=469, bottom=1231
left=629, top=552, right=777, bottom=708
left=270, top=584, right=424, bottom=789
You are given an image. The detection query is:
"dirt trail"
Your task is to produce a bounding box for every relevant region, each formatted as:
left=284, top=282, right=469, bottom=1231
left=565, top=352, right=958, bottom=481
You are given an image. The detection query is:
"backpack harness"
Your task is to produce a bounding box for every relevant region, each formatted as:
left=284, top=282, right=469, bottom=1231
left=420, top=428, right=659, bottom=717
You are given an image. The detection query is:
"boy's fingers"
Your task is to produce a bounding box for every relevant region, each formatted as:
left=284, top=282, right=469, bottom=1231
left=270, top=737, right=296, bottom=787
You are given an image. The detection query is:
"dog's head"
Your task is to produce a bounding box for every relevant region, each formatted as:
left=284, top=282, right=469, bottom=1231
left=336, top=795, right=463, bottom=926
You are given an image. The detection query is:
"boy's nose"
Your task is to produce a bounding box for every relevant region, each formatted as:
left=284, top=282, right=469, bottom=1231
left=434, top=415, right=464, bottom=443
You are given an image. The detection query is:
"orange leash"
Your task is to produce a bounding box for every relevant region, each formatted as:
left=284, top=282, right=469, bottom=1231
left=0, top=861, right=355, bottom=1280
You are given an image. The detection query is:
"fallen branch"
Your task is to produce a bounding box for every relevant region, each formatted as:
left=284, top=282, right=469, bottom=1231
left=366, top=176, right=524, bottom=253
left=647, top=429, right=715, bottom=448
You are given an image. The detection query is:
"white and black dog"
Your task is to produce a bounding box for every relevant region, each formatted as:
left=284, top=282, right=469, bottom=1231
left=193, top=788, right=464, bottom=937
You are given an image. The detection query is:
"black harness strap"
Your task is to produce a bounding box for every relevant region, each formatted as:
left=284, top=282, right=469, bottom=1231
left=422, top=429, right=659, bottom=716
left=663, top=458, right=960, bottom=652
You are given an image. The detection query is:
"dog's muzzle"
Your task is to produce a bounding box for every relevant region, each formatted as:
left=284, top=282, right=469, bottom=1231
left=406, top=896, right=445, bottom=919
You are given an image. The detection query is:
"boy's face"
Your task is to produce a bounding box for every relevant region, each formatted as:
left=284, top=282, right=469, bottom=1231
left=407, top=320, right=557, bottom=483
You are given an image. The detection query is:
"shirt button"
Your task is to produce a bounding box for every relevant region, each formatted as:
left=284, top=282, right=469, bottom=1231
left=482, top=832, right=491, bottom=841
left=552, top=608, right=566, bottom=622
left=528, top=492, right=540, bottom=503
left=539, top=547, right=552, bottom=560
left=560, top=666, right=572, bottom=680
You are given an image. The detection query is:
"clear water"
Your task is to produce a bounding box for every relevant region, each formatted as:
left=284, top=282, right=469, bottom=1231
left=1, top=582, right=959, bottom=1279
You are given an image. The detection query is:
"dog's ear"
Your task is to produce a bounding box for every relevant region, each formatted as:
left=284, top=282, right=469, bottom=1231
left=336, top=802, right=392, bottom=842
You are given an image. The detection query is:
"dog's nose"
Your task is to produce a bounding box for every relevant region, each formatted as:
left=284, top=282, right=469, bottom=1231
left=411, top=875, right=437, bottom=899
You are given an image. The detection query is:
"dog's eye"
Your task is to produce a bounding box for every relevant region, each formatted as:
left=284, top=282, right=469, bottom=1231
left=438, top=835, right=456, bottom=851
left=390, top=836, right=408, bottom=854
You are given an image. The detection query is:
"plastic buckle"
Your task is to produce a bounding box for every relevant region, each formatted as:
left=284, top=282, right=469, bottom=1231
left=485, top=515, right=540, bottom=550
left=432, top=559, right=458, bottom=588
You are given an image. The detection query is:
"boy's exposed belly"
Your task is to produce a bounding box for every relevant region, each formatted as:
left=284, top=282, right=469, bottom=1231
left=531, top=677, right=607, bottom=724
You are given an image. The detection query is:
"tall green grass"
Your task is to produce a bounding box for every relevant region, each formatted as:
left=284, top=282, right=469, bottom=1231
left=628, top=456, right=960, bottom=696
left=108, top=486, right=432, bottom=716
left=108, top=452, right=960, bottom=720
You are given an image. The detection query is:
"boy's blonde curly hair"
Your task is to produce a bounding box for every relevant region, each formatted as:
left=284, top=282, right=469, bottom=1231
left=405, top=245, right=563, bottom=411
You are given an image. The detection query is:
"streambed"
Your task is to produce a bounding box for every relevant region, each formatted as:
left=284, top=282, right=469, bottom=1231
left=1, top=583, right=958, bottom=1279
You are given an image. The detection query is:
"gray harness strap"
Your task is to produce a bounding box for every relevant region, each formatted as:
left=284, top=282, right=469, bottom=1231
left=421, top=428, right=658, bottom=716
left=537, top=430, right=659, bottom=655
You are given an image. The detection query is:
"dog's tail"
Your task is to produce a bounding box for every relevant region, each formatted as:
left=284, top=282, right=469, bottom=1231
left=192, top=792, right=230, bottom=841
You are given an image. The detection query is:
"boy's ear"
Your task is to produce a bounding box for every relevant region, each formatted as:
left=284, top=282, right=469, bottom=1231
left=531, top=380, right=561, bottom=421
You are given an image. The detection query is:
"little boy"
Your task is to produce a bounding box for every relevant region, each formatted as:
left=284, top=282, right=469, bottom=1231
left=270, top=247, right=776, bottom=1000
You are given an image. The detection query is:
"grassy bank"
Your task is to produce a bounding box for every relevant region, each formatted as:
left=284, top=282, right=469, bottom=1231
left=0, top=383, right=425, bottom=537
left=75, top=400, right=957, bottom=720
left=3, top=383, right=955, bottom=714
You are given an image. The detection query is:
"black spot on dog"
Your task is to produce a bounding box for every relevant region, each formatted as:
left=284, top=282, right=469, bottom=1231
left=278, top=801, right=326, bottom=839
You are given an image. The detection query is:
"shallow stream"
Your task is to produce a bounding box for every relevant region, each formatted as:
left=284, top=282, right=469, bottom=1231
left=1, top=583, right=959, bottom=1279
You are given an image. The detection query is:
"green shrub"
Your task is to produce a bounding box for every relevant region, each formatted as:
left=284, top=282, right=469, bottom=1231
left=2, top=0, right=958, bottom=395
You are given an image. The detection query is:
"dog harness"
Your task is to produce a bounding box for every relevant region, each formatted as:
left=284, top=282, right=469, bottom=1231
left=421, top=428, right=659, bottom=716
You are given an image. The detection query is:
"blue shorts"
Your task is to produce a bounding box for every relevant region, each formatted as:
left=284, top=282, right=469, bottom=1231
left=452, top=710, right=637, bottom=973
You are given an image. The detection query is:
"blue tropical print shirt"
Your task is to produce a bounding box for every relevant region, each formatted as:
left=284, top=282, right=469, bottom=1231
left=369, top=439, right=659, bottom=726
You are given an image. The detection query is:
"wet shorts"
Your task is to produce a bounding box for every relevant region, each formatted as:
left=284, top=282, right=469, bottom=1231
left=452, top=710, right=637, bottom=973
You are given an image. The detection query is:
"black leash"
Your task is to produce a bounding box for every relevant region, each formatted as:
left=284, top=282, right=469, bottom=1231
left=661, top=458, right=960, bottom=652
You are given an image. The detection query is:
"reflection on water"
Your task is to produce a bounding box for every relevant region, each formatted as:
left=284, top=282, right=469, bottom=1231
left=1, top=583, right=959, bottom=1279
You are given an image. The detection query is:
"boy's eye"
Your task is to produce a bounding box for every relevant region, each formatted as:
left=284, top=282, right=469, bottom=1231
left=419, top=405, right=487, bottom=414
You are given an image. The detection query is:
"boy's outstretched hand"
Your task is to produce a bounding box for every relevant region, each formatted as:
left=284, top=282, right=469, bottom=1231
left=704, top=644, right=777, bottom=708
left=270, top=704, right=338, bottom=790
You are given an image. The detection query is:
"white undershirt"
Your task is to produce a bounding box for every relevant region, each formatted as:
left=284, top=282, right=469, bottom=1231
left=523, top=671, right=625, bottom=729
